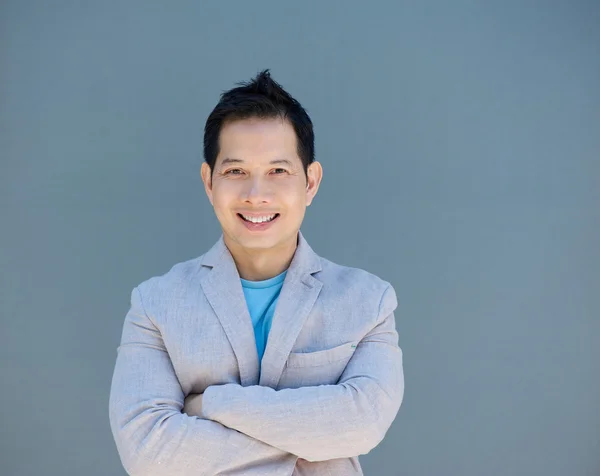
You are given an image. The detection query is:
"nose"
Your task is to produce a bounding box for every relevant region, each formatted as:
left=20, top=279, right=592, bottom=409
left=242, top=175, right=272, bottom=204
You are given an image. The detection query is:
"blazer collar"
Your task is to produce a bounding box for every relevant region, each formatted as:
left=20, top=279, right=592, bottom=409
left=200, top=230, right=322, bottom=275
left=199, top=230, right=323, bottom=388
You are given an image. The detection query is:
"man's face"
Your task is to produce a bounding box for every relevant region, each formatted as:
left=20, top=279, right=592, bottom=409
left=201, top=117, right=322, bottom=253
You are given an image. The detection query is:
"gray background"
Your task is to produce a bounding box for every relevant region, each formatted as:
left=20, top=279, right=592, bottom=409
left=1, top=1, right=598, bottom=475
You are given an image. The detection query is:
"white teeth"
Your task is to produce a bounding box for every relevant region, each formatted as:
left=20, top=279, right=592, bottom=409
left=241, top=214, right=276, bottom=223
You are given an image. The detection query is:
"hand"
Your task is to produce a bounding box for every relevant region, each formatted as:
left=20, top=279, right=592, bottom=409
left=183, top=393, right=204, bottom=417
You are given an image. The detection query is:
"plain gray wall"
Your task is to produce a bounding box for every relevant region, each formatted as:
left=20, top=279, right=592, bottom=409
left=1, top=1, right=598, bottom=475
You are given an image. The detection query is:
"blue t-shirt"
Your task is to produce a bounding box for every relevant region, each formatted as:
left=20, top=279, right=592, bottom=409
left=240, top=270, right=287, bottom=365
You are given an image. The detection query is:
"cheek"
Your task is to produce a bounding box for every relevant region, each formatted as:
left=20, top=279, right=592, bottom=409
left=210, top=190, right=235, bottom=218
left=212, top=183, right=237, bottom=204
left=279, top=187, right=308, bottom=215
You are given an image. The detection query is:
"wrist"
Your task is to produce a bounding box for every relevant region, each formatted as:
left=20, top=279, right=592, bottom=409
left=201, top=386, right=217, bottom=419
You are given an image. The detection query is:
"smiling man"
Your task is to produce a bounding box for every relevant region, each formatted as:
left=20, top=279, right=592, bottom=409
left=109, top=70, right=404, bottom=475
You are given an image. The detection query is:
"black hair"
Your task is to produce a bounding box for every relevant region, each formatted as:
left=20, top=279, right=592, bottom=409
left=203, top=69, right=314, bottom=177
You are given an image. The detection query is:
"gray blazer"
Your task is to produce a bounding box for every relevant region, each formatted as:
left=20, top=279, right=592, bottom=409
left=109, top=231, right=404, bottom=475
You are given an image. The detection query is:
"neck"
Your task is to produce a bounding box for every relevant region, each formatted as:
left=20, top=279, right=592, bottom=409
left=224, top=233, right=298, bottom=281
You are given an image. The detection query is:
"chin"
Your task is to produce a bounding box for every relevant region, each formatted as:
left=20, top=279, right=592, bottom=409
left=232, top=230, right=295, bottom=250
left=237, top=236, right=281, bottom=250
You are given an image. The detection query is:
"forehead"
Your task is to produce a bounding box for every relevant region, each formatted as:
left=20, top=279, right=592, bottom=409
left=217, top=117, right=300, bottom=166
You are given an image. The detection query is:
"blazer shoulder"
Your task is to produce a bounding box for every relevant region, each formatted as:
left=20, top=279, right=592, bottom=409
left=318, top=256, right=395, bottom=313
left=133, top=254, right=205, bottom=300
left=319, top=256, right=391, bottom=289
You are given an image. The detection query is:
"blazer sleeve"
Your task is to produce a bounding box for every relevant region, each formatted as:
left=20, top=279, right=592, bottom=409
left=108, top=286, right=294, bottom=475
left=200, top=283, right=404, bottom=462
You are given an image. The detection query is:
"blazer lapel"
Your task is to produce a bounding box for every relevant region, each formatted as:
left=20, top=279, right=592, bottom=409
left=259, top=231, right=323, bottom=388
left=200, top=236, right=260, bottom=387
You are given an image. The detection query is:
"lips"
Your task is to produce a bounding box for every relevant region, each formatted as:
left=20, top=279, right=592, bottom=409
left=237, top=213, right=280, bottom=223
left=236, top=213, right=281, bottom=231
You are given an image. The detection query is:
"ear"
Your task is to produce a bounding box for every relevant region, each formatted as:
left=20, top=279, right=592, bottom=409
left=305, top=161, right=323, bottom=206
left=200, top=162, right=214, bottom=205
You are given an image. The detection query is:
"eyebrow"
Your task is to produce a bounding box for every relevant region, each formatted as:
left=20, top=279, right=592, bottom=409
left=219, top=157, right=243, bottom=166
left=219, top=157, right=294, bottom=167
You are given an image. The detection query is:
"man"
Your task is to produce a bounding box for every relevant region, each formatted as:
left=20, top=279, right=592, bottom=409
left=109, top=69, right=404, bottom=475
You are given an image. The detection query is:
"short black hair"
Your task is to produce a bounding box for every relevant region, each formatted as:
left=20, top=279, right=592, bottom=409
left=203, top=69, right=314, bottom=177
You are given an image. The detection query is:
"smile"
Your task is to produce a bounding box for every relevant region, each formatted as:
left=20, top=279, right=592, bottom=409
left=238, top=213, right=279, bottom=223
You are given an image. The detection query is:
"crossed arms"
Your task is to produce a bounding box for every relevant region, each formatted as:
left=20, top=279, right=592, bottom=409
left=108, top=285, right=404, bottom=475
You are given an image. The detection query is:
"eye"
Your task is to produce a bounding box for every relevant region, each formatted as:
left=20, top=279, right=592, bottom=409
left=224, top=168, right=244, bottom=175
left=271, top=168, right=288, bottom=174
